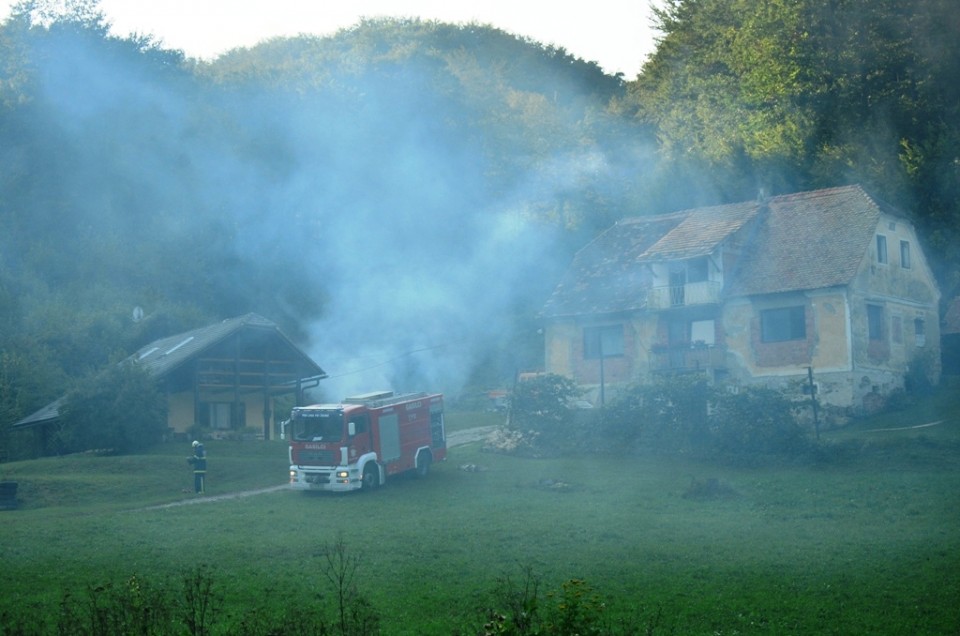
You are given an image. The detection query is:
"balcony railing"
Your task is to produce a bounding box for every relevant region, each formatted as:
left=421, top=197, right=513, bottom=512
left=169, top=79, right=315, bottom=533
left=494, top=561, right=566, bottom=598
left=647, top=281, right=722, bottom=309
left=650, top=344, right=726, bottom=373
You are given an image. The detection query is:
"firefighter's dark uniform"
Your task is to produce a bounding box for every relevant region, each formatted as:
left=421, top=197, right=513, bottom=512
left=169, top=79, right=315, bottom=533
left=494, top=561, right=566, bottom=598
left=190, top=441, right=207, bottom=494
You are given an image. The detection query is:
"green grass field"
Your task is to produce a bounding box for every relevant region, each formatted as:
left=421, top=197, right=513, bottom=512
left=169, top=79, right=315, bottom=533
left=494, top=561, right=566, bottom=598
left=1, top=403, right=958, bottom=634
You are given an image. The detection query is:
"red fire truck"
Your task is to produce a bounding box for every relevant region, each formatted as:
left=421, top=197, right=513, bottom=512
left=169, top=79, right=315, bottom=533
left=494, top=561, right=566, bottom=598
left=287, top=391, right=446, bottom=492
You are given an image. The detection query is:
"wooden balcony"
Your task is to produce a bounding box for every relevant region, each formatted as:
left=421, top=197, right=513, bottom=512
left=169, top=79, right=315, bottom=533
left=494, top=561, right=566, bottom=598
left=647, top=281, right=722, bottom=309
left=651, top=344, right=726, bottom=373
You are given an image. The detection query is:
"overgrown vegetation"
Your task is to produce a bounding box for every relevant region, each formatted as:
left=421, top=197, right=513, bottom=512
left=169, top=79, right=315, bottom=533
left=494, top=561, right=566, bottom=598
left=53, top=362, right=168, bottom=455
left=473, top=567, right=662, bottom=636
left=1, top=540, right=381, bottom=635
left=496, top=373, right=809, bottom=461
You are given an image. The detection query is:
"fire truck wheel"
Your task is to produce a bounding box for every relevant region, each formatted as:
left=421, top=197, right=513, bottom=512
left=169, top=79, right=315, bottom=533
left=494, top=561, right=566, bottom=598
left=415, top=451, right=432, bottom=477
left=362, top=464, right=379, bottom=490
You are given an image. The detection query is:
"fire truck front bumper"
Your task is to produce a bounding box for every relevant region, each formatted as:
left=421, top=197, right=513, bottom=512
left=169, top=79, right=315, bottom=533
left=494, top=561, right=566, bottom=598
left=289, top=466, right=360, bottom=491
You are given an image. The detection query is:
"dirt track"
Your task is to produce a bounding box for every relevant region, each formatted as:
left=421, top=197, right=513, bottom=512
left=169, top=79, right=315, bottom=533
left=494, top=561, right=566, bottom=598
left=142, top=426, right=497, bottom=510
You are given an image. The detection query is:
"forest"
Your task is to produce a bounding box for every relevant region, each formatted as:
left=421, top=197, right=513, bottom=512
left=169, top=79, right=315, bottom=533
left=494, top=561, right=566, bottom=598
left=1, top=0, right=958, bottom=458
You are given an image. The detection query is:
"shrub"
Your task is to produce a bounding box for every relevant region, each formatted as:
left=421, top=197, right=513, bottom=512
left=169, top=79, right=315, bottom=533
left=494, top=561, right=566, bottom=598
left=56, top=360, right=167, bottom=455
left=474, top=568, right=655, bottom=635
left=602, top=375, right=711, bottom=455
left=500, top=375, right=810, bottom=460
left=505, top=374, right=584, bottom=456
left=709, top=386, right=808, bottom=457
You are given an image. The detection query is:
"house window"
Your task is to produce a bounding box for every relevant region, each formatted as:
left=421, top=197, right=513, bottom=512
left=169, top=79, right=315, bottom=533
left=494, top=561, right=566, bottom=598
left=876, top=235, right=888, bottom=264
left=914, top=318, right=925, bottom=347
left=584, top=325, right=624, bottom=359
left=200, top=402, right=245, bottom=430
left=900, top=241, right=911, bottom=269
left=760, top=306, right=806, bottom=343
left=690, top=320, right=716, bottom=345
left=867, top=304, right=884, bottom=341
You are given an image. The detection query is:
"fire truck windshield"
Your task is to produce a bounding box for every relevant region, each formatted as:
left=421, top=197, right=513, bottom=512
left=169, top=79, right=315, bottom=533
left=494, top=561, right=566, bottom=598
left=292, top=410, right=343, bottom=441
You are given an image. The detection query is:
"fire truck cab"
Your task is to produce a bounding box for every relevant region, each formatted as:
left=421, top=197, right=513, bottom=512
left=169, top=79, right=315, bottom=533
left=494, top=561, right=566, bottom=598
left=288, top=391, right=445, bottom=492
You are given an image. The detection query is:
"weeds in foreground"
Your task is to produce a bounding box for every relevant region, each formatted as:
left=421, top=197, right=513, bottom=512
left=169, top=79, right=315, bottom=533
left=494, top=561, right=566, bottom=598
left=318, top=532, right=380, bottom=636
left=2, top=544, right=381, bottom=636
left=2, top=562, right=659, bottom=635
left=473, top=566, right=662, bottom=635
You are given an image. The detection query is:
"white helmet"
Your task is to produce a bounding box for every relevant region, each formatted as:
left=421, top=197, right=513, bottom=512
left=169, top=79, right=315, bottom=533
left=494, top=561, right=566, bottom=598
left=192, top=440, right=200, bottom=447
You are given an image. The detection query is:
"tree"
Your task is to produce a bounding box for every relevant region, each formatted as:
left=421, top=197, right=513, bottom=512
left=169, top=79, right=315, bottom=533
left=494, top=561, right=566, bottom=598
left=506, top=373, right=584, bottom=454
left=57, top=360, right=167, bottom=454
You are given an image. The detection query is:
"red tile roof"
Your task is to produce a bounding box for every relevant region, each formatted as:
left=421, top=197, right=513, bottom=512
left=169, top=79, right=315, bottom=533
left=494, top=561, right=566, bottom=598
left=542, top=185, right=897, bottom=318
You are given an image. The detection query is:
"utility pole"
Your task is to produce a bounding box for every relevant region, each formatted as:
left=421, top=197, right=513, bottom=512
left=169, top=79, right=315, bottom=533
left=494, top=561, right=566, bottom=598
left=807, top=366, right=820, bottom=440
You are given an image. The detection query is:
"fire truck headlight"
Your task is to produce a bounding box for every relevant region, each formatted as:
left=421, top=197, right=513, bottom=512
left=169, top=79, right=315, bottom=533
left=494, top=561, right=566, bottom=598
left=289, top=470, right=298, bottom=482
left=336, top=470, right=349, bottom=479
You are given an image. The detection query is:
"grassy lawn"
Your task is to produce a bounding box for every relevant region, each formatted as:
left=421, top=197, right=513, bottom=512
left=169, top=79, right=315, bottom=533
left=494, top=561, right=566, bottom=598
left=1, top=400, right=959, bottom=634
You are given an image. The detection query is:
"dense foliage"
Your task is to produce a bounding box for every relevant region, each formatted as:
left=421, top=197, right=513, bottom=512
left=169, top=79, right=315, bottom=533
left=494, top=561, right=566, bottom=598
left=1, top=0, right=958, bottom=458
left=56, top=361, right=168, bottom=454
left=500, top=374, right=808, bottom=460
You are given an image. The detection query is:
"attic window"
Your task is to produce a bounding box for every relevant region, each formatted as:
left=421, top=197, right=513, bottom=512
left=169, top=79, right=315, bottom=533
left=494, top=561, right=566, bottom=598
left=876, top=235, right=888, bottom=264
left=583, top=325, right=624, bottom=359
left=900, top=241, right=911, bottom=269
left=760, top=306, right=806, bottom=343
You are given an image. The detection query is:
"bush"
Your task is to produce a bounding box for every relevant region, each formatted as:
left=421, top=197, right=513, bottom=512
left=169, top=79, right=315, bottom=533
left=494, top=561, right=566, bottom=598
left=495, top=374, right=811, bottom=460
left=504, top=374, right=584, bottom=456
left=709, top=386, right=808, bottom=457
left=601, top=375, right=711, bottom=455
left=55, top=360, right=168, bottom=455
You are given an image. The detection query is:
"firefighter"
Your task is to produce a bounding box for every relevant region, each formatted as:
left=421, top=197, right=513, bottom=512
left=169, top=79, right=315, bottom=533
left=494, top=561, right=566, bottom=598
left=188, top=440, right=207, bottom=494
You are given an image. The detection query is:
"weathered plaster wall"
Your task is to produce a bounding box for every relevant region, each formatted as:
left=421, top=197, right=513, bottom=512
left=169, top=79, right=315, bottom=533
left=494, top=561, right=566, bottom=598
left=544, top=321, right=578, bottom=379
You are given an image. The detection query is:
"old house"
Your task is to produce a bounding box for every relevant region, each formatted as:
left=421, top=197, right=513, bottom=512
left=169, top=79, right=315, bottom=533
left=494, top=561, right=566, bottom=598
left=14, top=313, right=326, bottom=448
left=941, top=296, right=960, bottom=375
left=541, top=185, right=941, bottom=412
